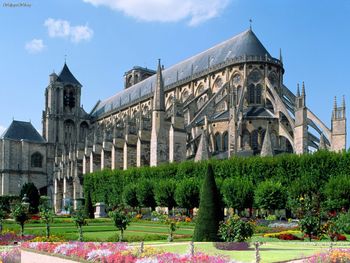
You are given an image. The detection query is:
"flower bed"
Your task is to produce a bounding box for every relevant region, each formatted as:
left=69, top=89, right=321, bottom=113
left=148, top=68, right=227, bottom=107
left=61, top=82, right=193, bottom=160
left=20, top=242, right=234, bottom=263
left=306, top=248, right=350, bottom=262
left=263, top=230, right=302, bottom=240
left=0, top=230, right=35, bottom=245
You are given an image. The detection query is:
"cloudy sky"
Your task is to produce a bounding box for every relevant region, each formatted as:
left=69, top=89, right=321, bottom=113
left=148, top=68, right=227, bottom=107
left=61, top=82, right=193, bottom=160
left=0, top=0, right=349, bottom=144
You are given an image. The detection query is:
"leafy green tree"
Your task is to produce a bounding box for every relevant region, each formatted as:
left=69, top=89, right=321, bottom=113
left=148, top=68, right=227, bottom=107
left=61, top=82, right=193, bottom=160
left=84, top=190, right=94, bottom=219
left=71, top=207, right=87, bottom=241
left=218, top=215, right=254, bottom=242
left=154, top=180, right=177, bottom=213
left=193, top=164, right=223, bottom=241
left=109, top=208, right=130, bottom=241
left=20, top=183, right=40, bottom=213
left=136, top=180, right=156, bottom=210
left=222, top=177, right=254, bottom=215
left=11, top=203, right=29, bottom=237
left=323, top=174, right=350, bottom=211
left=39, top=196, right=54, bottom=238
left=298, top=195, right=323, bottom=241
left=254, top=180, right=287, bottom=214
left=175, top=178, right=200, bottom=216
left=123, top=184, right=139, bottom=209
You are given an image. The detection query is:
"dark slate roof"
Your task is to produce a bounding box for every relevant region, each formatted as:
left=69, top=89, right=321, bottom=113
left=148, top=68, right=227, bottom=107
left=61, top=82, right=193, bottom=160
left=91, top=29, right=273, bottom=118
left=57, top=63, right=82, bottom=86
left=1, top=120, right=45, bottom=143
left=244, top=106, right=274, bottom=118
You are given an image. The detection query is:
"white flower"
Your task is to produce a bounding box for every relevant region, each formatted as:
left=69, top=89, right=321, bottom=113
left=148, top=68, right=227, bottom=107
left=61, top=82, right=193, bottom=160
left=86, top=249, right=112, bottom=261
left=53, top=243, right=78, bottom=255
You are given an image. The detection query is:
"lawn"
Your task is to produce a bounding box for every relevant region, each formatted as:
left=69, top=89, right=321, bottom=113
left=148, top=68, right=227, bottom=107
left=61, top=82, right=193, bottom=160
left=3, top=219, right=350, bottom=262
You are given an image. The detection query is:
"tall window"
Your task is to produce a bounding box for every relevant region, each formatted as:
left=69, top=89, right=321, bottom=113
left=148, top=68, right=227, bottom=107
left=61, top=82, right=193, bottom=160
left=248, top=84, right=255, bottom=104
left=214, top=133, right=221, bottom=152
left=222, top=132, right=228, bottom=152
left=251, top=130, right=259, bottom=150
left=79, top=122, right=89, bottom=142
left=31, top=152, right=43, bottom=168
left=256, top=84, right=262, bottom=104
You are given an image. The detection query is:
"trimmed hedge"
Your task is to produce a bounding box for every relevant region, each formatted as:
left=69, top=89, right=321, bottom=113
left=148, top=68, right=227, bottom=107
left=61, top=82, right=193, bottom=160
left=84, top=150, right=350, bottom=211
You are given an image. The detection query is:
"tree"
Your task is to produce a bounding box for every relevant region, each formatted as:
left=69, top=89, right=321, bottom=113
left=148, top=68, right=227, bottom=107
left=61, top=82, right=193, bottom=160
left=254, top=180, right=287, bottom=214
left=84, top=190, right=94, bottom=219
left=175, top=178, right=200, bottom=216
left=123, top=184, right=139, bottom=210
left=154, top=180, right=177, bottom=214
left=297, top=194, right=324, bottom=241
left=11, top=203, right=29, bottom=237
left=109, top=208, right=130, bottom=241
left=38, top=196, right=54, bottom=238
left=0, top=206, right=6, bottom=234
left=20, top=183, right=40, bottom=213
left=136, top=180, right=156, bottom=210
left=222, top=177, right=254, bottom=215
left=323, top=174, right=350, bottom=212
left=71, top=207, right=87, bottom=241
left=193, top=164, right=223, bottom=241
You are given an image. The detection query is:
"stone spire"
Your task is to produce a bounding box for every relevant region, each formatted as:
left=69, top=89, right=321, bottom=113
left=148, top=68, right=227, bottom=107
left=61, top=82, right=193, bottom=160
left=319, top=133, right=326, bottom=150
left=296, top=83, right=300, bottom=97
left=153, top=59, right=165, bottom=111
left=279, top=48, right=283, bottom=63
left=301, top=81, right=306, bottom=97
left=260, top=125, right=273, bottom=157
left=195, top=131, right=210, bottom=162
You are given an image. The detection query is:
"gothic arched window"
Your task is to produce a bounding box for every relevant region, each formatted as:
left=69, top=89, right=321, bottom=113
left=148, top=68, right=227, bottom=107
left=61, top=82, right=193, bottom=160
left=222, top=132, right=228, bottom=152
left=79, top=122, right=89, bottom=142
left=256, top=84, right=262, bottom=104
left=251, top=130, right=259, bottom=150
left=248, top=84, right=255, bottom=104
left=64, top=119, right=75, bottom=145
left=31, top=152, right=43, bottom=168
left=214, top=133, right=221, bottom=152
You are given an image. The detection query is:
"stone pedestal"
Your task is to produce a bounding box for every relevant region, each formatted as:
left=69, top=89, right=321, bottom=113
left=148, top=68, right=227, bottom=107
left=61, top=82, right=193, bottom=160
left=94, top=202, right=107, bottom=218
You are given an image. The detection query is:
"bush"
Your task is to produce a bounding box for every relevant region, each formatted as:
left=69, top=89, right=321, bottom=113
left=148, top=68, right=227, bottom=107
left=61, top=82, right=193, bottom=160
left=335, top=211, right=350, bottom=234
left=193, top=164, right=223, bottom=241
left=218, top=215, right=254, bottom=242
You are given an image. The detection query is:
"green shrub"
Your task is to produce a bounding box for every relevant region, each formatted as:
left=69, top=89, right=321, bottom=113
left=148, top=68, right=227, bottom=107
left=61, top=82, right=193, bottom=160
left=154, top=179, right=177, bottom=212
left=175, top=178, right=200, bottom=215
left=218, top=215, right=254, bottom=242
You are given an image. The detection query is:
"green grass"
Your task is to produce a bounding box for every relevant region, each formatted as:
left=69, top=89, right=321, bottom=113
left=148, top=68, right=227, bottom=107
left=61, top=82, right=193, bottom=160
left=3, top=219, right=195, bottom=241
left=146, top=242, right=350, bottom=263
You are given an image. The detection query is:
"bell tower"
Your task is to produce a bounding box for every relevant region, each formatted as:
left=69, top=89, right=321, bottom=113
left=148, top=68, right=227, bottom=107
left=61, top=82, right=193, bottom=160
left=42, top=63, right=83, bottom=146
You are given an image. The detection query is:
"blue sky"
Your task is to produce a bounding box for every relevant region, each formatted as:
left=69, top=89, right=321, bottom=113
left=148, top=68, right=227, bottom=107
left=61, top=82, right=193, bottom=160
left=0, top=0, right=349, bottom=145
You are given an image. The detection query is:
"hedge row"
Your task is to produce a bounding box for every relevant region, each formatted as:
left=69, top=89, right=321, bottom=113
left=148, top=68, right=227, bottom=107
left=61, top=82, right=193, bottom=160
left=84, top=150, right=350, bottom=211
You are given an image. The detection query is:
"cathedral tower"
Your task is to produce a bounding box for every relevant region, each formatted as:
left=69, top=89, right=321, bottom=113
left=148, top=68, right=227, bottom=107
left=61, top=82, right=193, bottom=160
left=331, top=96, right=346, bottom=151
left=43, top=63, right=84, bottom=146
left=294, top=82, right=308, bottom=154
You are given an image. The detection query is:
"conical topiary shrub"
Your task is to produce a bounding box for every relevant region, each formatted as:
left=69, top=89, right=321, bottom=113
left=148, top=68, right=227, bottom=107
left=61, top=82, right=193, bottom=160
left=193, top=163, right=223, bottom=241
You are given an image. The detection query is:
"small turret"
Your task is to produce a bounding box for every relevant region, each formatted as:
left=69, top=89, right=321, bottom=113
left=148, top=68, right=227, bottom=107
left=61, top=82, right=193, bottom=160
left=260, top=125, right=273, bottom=157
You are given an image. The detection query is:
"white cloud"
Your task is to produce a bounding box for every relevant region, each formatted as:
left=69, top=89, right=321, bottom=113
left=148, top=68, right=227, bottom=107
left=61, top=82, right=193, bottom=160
left=82, top=0, right=231, bottom=26
left=44, top=18, right=93, bottom=43
left=25, top=39, right=45, bottom=54
left=0, top=125, right=6, bottom=136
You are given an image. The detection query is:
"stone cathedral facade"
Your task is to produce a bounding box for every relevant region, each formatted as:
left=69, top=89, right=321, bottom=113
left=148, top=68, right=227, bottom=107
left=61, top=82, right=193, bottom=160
left=0, top=29, right=346, bottom=212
